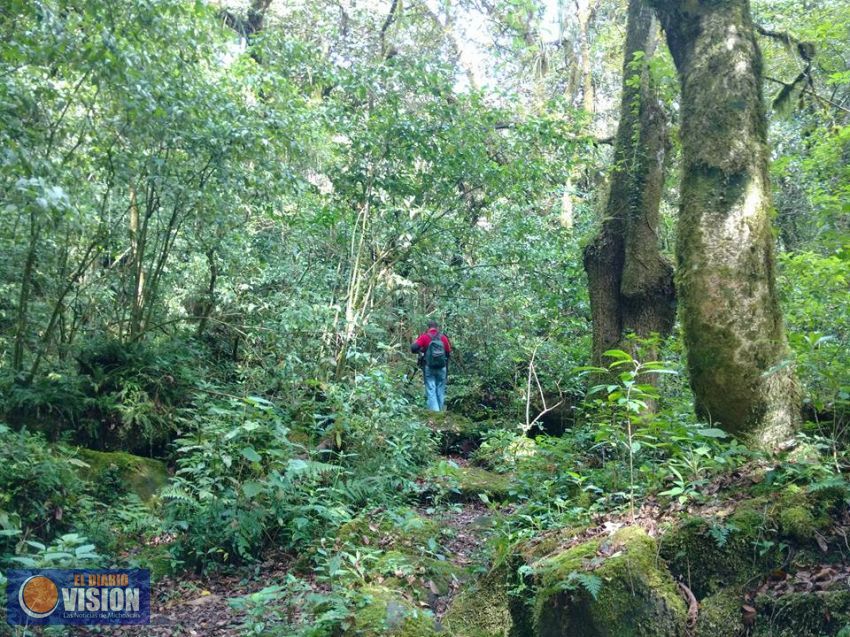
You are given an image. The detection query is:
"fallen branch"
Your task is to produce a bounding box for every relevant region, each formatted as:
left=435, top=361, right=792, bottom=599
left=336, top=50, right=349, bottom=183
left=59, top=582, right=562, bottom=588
left=677, top=581, right=699, bottom=631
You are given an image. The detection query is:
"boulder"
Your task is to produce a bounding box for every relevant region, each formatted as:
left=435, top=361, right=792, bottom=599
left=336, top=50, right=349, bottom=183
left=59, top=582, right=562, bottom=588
left=424, top=461, right=513, bottom=504
left=442, top=569, right=514, bottom=637
left=517, top=526, right=688, bottom=637
left=345, top=585, right=438, bottom=636
left=75, top=448, right=168, bottom=502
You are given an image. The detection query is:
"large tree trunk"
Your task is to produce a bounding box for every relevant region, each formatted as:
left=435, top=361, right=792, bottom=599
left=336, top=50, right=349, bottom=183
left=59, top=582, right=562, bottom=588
left=650, top=0, right=800, bottom=447
left=583, top=0, right=675, bottom=367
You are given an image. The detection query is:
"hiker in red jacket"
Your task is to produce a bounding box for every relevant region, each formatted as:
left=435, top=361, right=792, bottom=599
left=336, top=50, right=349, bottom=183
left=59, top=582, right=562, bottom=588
left=411, top=321, right=452, bottom=411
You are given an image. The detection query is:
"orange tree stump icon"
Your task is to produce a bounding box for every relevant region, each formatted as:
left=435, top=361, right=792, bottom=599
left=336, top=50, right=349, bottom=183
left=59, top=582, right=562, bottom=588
left=19, top=575, right=59, bottom=618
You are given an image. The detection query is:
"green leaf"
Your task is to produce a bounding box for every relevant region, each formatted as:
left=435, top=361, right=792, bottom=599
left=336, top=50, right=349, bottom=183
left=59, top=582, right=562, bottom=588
left=241, top=447, right=261, bottom=462
left=697, top=428, right=728, bottom=438
left=602, top=349, right=632, bottom=361
left=659, top=486, right=684, bottom=497
left=242, top=481, right=265, bottom=498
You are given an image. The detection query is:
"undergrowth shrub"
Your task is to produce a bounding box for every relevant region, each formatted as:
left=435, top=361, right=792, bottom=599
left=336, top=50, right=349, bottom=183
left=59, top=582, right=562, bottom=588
left=0, top=424, right=87, bottom=548
left=163, top=396, right=350, bottom=570
left=2, top=337, right=198, bottom=455
left=321, top=368, right=437, bottom=494
left=780, top=251, right=850, bottom=429
left=163, top=367, right=440, bottom=572
left=75, top=337, right=197, bottom=454
left=473, top=429, right=536, bottom=473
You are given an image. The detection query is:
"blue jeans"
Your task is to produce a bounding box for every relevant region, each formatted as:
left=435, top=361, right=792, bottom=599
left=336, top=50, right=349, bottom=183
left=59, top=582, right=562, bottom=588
left=424, top=365, right=447, bottom=412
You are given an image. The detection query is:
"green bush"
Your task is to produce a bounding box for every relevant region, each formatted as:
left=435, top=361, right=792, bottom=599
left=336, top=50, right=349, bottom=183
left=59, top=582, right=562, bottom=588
left=3, top=337, right=198, bottom=455
left=780, top=251, right=850, bottom=420
left=75, top=337, right=198, bottom=454
left=0, top=424, right=87, bottom=548
left=163, top=396, right=349, bottom=570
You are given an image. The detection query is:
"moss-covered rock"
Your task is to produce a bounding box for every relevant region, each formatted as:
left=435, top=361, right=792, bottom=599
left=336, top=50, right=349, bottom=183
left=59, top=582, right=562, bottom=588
left=775, top=486, right=834, bottom=543
left=660, top=489, right=839, bottom=600
left=518, top=526, right=687, bottom=637
left=346, top=586, right=439, bottom=636
left=751, top=591, right=850, bottom=637
left=425, top=412, right=506, bottom=456
left=442, top=569, right=514, bottom=637
left=75, top=448, right=168, bottom=502
left=515, top=526, right=588, bottom=564
left=659, top=499, right=783, bottom=600
left=778, top=504, right=818, bottom=542
left=424, top=460, right=513, bottom=503
left=336, top=509, right=445, bottom=552
left=453, top=466, right=512, bottom=502
left=694, top=589, right=745, bottom=637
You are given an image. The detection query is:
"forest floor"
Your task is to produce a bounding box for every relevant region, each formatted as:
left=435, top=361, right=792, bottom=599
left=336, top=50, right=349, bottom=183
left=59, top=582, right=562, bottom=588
left=58, top=421, right=850, bottom=637
left=72, top=455, right=500, bottom=636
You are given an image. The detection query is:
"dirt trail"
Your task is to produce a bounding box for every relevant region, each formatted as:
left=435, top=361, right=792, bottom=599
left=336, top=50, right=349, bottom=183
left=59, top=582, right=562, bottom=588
left=69, top=455, right=499, bottom=636
left=73, top=552, right=299, bottom=636
left=421, top=498, right=499, bottom=619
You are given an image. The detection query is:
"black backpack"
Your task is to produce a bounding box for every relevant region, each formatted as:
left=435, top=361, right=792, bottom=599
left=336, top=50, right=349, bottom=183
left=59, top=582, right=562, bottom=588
left=425, top=332, right=447, bottom=369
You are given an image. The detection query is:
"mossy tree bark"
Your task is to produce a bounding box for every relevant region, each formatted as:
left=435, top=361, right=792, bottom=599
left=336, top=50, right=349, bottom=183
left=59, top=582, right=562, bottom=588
left=649, top=0, right=800, bottom=447
left=584, top=0, right=675, bottom=367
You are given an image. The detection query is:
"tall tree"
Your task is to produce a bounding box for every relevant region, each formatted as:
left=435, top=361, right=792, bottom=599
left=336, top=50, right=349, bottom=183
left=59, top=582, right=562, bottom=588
left=584, top=0, right=675, bottom=366
left=650, top=0, right=800, bottom=447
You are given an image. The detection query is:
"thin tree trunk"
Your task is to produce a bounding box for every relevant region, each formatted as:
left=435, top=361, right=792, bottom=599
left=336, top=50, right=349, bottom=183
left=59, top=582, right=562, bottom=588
left=13, top=218, right=40, bottom=373
left=576, top=0, right=597, bottom=113
left=583, top=0, right=674, bottom=368
left=650, top=0, right=800, bottom=446
left=129, top=185, right=145, bottom=340
left=195, top=248, right=218, bottom=338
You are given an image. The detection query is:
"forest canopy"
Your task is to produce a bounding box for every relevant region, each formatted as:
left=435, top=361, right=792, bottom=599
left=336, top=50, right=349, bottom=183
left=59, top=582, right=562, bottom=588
left=1, top=0, right=849, bottom=635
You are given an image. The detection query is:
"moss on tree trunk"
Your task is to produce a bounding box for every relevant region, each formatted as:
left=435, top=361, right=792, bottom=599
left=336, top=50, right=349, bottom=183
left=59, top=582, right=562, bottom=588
left=584, top=0, right=675, bottom=367
left=650, top=0, right=800, bottom=447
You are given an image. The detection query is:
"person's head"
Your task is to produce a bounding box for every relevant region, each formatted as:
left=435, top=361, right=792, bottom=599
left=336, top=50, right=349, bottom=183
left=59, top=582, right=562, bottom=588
left=427, top=320, right=439, bottom=331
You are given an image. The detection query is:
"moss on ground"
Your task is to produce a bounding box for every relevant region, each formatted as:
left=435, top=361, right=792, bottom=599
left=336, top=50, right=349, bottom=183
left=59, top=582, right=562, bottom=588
left=75, top=448, right=168, bottom=502
left=424, top=412, right=509, bottom=456
left=751, top=591, right=850, bottom=637
left=453, top=466, right=512, bottom=502
left=694, top=588, right=746, bottom=637
left=336, top=509, right=445, bottom=551
left=346, top=585, right=438, bottom=636
left=518, top=526, right=687, bottom=637
left=442, top=569, right=514, bottom=637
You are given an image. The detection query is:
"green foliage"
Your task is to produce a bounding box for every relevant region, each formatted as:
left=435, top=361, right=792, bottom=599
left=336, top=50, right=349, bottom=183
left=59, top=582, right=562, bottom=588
left=583, top=349, right=678, bottom=516
left=0, top=424, right=86, bottom=544
left=473, top=429, right=536, bottom=473
left=163, top=396, right=344, bottom=568
left=780, top=251, right=850, bottom=428
left=163, top=381, right=436, bottom=570
left=6, top=532, right=101, bottom=570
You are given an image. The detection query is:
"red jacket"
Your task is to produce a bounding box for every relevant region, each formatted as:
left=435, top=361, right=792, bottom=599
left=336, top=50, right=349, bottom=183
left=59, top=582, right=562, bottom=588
left=412, top=328, right=452, bottom=355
